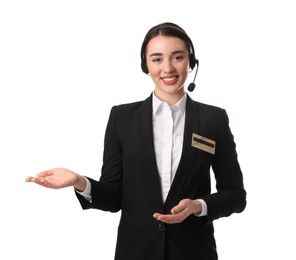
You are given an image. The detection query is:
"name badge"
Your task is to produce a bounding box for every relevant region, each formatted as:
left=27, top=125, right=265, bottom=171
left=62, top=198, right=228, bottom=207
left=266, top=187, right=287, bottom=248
left=192, top=133, right=216, bottom=155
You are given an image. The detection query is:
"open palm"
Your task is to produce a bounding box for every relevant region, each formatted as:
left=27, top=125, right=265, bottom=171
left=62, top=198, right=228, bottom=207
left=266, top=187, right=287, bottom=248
left=25, top=168, right=78, bottom=189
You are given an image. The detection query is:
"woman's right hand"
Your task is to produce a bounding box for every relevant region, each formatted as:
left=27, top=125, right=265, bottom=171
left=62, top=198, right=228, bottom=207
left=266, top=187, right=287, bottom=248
left=25, top=168, right=87, bottom=191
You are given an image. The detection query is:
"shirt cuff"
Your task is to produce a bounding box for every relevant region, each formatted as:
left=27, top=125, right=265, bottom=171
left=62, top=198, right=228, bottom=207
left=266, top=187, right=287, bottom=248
left=75, top=177, right=92, bottom=202
left=194, top=199, right=208, bottom=217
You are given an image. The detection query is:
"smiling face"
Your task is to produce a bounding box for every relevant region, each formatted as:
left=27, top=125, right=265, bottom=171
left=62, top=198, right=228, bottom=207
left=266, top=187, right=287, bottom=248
left=145, top=35, right=190, bottom=105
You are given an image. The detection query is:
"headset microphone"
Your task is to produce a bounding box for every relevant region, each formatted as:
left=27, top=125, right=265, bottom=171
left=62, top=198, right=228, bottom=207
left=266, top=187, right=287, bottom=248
left=187, top=59, right=199, bottom=92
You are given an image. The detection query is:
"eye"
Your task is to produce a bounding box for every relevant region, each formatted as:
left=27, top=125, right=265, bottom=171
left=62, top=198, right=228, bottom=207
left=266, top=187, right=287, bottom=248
left=173, top=55, right=184, bottom=62
left=152, top=57, right=162, bottom=63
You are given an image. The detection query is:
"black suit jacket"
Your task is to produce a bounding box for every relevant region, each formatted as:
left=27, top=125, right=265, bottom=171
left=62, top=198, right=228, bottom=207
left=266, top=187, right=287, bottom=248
left=76, top=93, right=246, bottom=260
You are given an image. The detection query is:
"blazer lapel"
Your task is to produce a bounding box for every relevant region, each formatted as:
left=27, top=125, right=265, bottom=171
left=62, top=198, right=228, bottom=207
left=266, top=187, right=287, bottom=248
left=137, top=94, right=164, bottom=213
left=164, top=95, right=202, bottom=209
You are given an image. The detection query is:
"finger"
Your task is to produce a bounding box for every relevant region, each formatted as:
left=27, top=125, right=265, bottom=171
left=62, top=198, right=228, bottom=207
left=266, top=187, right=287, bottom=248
left=171, top=203, right=186, bottom=214
left=160, top=214, right=182, bottom=224
left=153, top=213, right=168, bottom=221
left=26, top=177, right=41, bottom=183
left=153, top=213, right=183, bottom=224
left=153, top=213, right=161, bottom=219
left=171, top=198, right=192, bottom=214
left=25, top=176, right=33, bottom=182
left=171, top=205, right=182, bottom=214
left=29, top=176, right=54, bottom=187
left=37, top=170, right=54, bottom=177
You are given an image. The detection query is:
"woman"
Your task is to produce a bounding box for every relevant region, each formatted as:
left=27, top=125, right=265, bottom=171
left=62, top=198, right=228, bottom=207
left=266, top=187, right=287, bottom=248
left=26, top=22, right=246, bottom=260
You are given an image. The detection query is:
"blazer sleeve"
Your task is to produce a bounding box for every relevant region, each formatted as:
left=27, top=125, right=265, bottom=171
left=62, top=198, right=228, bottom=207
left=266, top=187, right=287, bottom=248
left=202, top=109, right=247, bottom=221
left=75, top=106, right=123, bottom=212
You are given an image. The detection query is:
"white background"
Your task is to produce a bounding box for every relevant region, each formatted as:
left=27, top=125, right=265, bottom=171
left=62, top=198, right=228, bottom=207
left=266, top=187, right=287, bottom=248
left=1, top=0, right=295, bottom=259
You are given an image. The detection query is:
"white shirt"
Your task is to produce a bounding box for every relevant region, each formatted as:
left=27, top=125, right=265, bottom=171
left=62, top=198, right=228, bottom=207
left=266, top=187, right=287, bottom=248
left=78, top=92, right=207, bottom=216
left=152, top=92, right=186, bottom=202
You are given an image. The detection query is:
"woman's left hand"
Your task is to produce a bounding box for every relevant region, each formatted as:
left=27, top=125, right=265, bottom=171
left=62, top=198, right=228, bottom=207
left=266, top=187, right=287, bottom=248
left=153, top=199, right=202, bottom=224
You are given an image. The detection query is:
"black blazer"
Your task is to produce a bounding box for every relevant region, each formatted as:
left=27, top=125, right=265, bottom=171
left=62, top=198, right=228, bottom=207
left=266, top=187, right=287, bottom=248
left=76, top=93, right=246, bottom=260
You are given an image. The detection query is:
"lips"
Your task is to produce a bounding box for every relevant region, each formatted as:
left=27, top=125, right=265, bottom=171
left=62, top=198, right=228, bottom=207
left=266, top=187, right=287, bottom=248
left=161, top=76, right=178, bottom=85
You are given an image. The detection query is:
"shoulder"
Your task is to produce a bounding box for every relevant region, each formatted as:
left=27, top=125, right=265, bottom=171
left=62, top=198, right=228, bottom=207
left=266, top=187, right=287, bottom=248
left=187, top=95, right=227, bottom=118
left=187, top=96, right=231, bottom=135
left=108, top=94, right=152, bottom=119
left=111, top=99, right=148, bottom=114
left=115, top=100, right=146, bottom=112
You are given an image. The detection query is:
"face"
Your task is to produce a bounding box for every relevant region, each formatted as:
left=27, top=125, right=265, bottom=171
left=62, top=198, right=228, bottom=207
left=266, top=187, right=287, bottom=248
left=145, top=35, right=190, bottom=104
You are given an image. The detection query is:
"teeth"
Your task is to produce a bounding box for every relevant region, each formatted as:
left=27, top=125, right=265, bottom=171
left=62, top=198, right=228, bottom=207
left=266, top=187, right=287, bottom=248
left=163, top=77, right=176, bottom=82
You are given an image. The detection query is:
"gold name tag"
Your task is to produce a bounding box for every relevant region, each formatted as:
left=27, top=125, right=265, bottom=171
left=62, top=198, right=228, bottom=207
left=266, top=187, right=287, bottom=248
left=192, top=133, right=216, bottom=155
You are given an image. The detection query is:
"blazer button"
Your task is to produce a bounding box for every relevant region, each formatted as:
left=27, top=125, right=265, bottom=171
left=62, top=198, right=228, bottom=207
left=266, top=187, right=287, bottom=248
left=158, top=223, right=165, bottom=232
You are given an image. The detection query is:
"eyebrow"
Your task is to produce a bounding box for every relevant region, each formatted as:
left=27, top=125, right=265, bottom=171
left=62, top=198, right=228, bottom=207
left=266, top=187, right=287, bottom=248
left=149, top=50, right=186, bottom=57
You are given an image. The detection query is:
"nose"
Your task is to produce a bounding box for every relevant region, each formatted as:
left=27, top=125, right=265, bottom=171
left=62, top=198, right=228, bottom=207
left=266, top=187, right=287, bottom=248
left=163, top=59, right=175, bottom=73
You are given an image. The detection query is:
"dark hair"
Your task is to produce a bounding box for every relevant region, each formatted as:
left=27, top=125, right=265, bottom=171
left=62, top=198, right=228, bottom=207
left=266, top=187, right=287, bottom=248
left=140, top=22, right=197, bottom=74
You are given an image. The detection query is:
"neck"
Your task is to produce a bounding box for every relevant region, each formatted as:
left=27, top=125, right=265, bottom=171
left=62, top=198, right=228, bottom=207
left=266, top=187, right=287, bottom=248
left=154, top=88, right=185, bottom=106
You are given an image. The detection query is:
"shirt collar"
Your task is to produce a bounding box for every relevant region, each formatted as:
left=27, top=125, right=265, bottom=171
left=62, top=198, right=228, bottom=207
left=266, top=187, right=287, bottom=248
left=152, top=92, right=187, bottom=116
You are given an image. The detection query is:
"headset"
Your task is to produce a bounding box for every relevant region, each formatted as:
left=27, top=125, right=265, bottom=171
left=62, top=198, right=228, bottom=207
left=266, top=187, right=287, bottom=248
left=140, top=22, right=199, bottom=92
